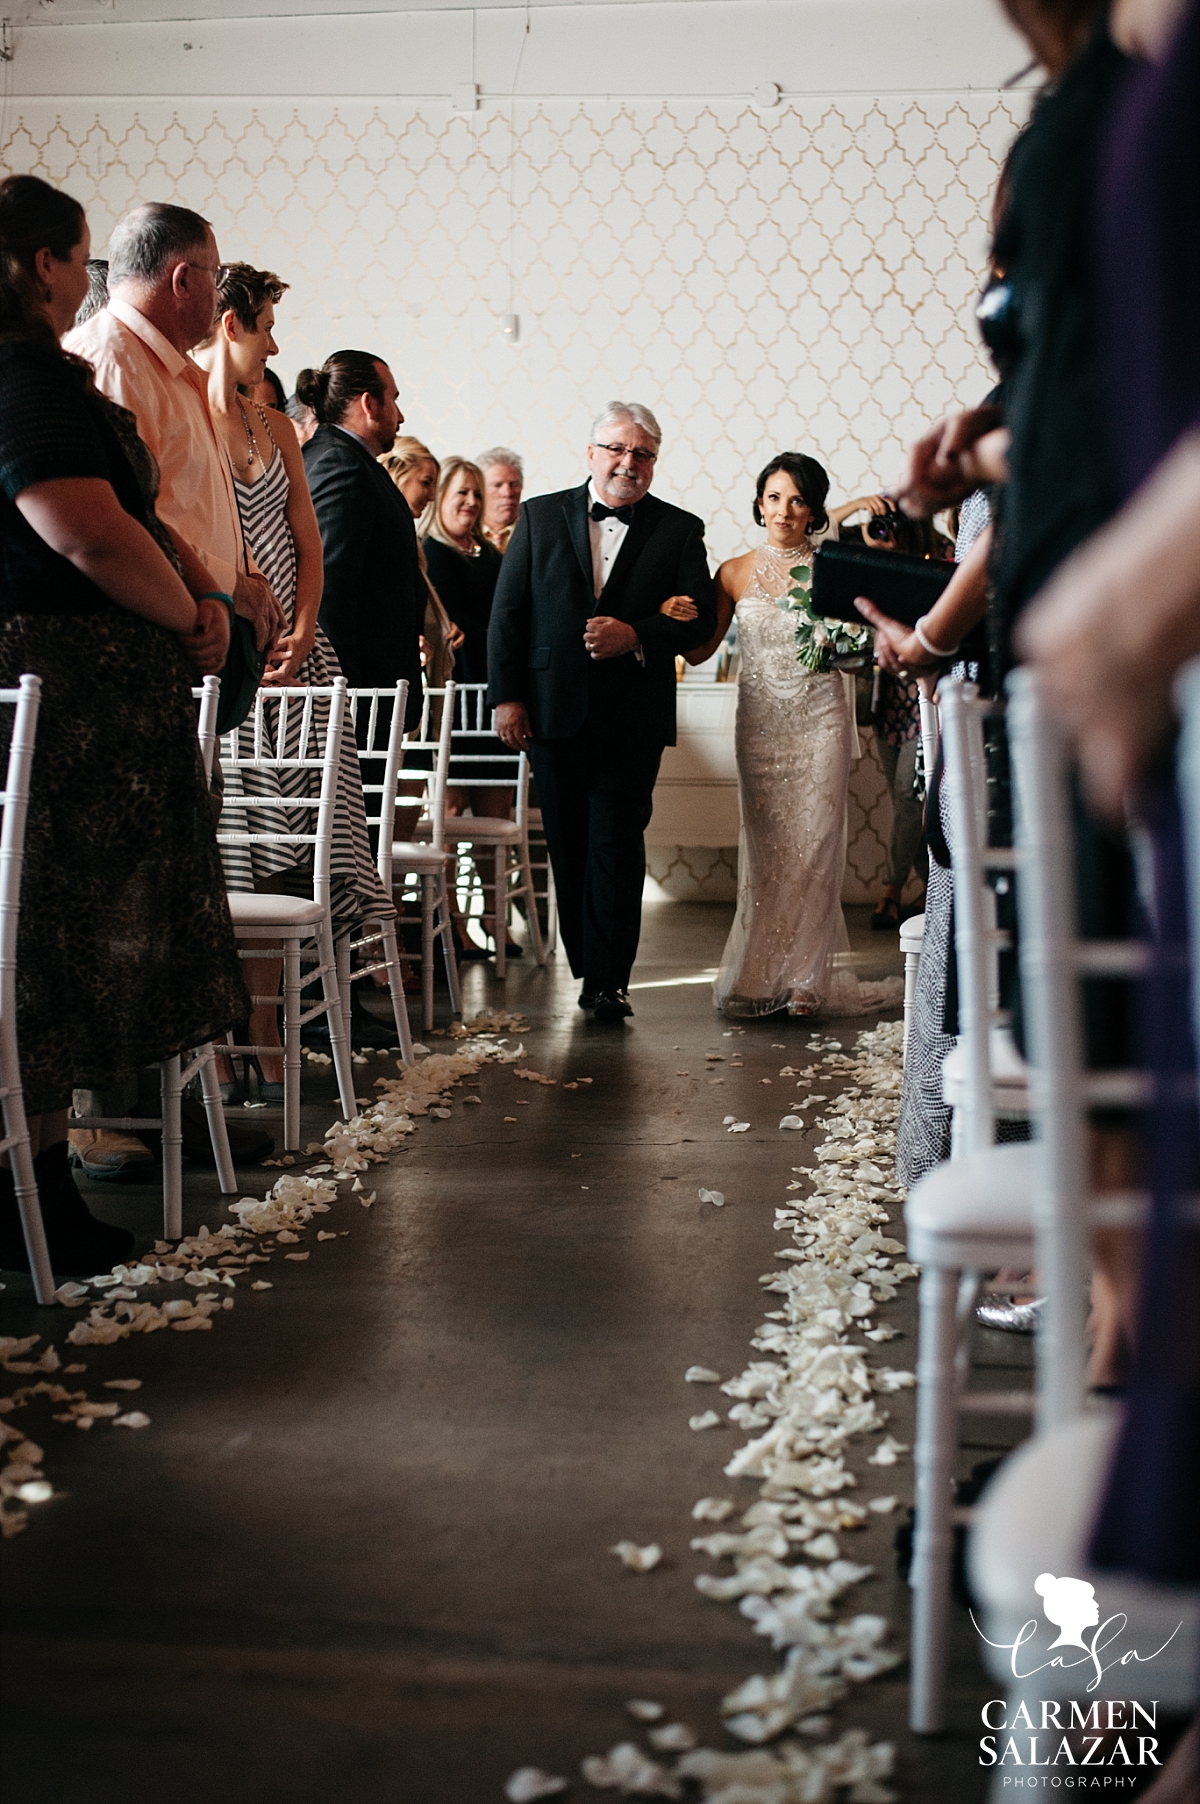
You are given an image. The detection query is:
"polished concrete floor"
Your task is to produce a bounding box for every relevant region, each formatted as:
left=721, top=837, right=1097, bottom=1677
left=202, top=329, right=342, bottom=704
left=0, top=900, right=1018, bottom=1802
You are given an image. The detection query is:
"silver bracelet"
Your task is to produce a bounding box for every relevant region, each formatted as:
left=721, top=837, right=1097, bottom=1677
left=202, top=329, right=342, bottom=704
left=913, top=614, right=960, bottom=660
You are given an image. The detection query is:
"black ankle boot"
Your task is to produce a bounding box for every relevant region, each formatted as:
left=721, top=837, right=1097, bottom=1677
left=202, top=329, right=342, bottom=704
left=0, top=1142, right=135, bottom=1277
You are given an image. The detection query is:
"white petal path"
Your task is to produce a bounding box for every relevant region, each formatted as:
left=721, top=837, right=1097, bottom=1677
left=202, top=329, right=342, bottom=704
left=572, top=1020, right=916, bottom=1802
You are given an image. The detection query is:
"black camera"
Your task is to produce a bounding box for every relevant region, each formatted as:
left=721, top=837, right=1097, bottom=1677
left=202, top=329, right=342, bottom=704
left=865, top=505, right=906, bottom=543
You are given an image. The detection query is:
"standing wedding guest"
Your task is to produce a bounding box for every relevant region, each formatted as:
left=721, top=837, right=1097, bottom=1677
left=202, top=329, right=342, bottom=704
left=421, top=459, right=502, bottom=687
left=65, top=202, right=283, bottom=656
left=297, top=350, right=422, bottom=727
left=837, top=497, right=937, bottom=931
left=379, top=436, right=462, bottom=687
left=244, top=367, right=285, bottom=411
left=421, top=457, right=511, bottom=956
left=285, top=392, right=317, bottom=448
left=0, top=174, right=247, bottom=1272
left=1017, top=0, right=1200, bottom=1695
left=192, top=264, right=399, bottom=1078
left=489, top=402, right=715, bottom=1021
left=74, top=257, right=108, bottom=326
left=682, top=453, right=899, bottom=1019
left=477, top=446, right=524, bottom=554
left=64, top=200, right=283, bottom=1170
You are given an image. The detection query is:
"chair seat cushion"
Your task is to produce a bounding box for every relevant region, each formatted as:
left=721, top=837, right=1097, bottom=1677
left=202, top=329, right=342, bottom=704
left=226, top=891, right=325, bottom=928
left=942, top=1027, right=1031, bottom=1091
left=392, top=842, right=451, bottom=871
left=968, top=1413, right=1200, bottom=1706
left=904, top=1141, right=1036, bottom=1265
left=442, top=818, right=520, bottom=842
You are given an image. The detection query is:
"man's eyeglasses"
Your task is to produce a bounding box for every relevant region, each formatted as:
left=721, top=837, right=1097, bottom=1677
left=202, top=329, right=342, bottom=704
left=593, top=441, right=658, bottom=465
left=187, top=262, right=228, bottom=282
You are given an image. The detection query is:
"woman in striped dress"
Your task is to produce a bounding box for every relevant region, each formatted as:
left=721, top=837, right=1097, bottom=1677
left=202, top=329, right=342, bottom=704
left=194, top=264, right=395, bottom=1092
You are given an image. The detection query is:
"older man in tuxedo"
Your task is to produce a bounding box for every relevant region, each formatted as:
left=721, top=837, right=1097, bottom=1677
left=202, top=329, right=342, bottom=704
left=489, top=402, right=716, bottom=1021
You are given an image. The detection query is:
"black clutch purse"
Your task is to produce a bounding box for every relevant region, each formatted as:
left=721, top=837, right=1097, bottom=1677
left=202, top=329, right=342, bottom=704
left=810, top=539, right=954, bottom=628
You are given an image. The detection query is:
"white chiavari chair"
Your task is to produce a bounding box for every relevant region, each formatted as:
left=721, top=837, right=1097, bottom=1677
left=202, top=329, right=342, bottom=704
left=899, top=693, right=938, bottom=1066
left=905, top=678, right=1037, bottom=1732
left=217, top=680, right=356, bottom=1150
left=339, top=682, right=414, bottom=1065
left=68, top=677, right=237, bottom=1242
left=965, top=667, right=1198, bottom=1789
left=0, top=676, right=52, bottom=1303
left=436, top=682, right=545, bottom=979
left=391, top=682, right=460, bottom=1035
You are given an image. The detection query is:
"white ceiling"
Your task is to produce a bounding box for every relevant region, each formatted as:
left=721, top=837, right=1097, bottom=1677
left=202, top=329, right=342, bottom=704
left=11, top=0, right=985, bottom=15
left=10, top=0, right=742, bottom=16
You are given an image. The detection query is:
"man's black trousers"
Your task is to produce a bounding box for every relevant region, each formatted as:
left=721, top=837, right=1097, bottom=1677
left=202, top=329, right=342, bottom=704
left=529, top=725, right=663, bottom=991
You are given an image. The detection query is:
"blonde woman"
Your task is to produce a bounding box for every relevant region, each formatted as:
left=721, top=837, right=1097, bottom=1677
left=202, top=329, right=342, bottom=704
left=379, top=437, right=461, bottom=686
left=420, top=458, right=515, bottom=955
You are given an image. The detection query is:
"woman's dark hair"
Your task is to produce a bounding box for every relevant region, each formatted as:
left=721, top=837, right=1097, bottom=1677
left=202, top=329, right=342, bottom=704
left=258, top=367, right=287, bottom=409
left=753, top=452, right=830, bottom=534
left=294, top=350, right=387, bottom=425
left=999, top=0, right=1106, bottom=78
left=0, top=173, right=86, bottom=347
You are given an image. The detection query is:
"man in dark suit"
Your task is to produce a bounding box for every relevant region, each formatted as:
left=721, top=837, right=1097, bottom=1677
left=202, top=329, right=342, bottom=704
left=489, top=403, right=716, bottom=1022
left=300, top=351, right=422, bottom=1051
left=300, top=349, right=423, bottom=728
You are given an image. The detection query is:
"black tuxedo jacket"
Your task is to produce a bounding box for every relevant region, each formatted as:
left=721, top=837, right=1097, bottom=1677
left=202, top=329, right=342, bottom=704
left=303, top=424, right=422, bottom=725
left=487, top=482, right=716, bottom=745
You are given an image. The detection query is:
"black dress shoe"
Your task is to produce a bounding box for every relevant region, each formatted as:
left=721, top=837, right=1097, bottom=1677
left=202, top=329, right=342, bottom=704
left=578, top=985, right=597, bottom=1011
left=591, top=985, right=633, bottom=1022
left=180, top=1098, right=273, bottom=1166
left=302, top=1010, right=396, bottom=1053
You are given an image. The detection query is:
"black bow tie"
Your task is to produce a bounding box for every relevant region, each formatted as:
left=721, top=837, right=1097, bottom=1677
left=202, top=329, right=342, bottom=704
left=590, top=500, right=635, bottom=524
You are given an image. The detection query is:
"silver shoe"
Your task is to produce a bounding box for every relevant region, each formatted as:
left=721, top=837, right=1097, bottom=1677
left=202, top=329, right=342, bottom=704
left=975, top=1293, right=1045, bottom=1334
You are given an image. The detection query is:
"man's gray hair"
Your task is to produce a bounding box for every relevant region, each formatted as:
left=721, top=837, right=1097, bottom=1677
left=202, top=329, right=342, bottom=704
left=589, top=401, right=663, bottom=448
left=477, top=446, right=524, bottom=479
left=108, top=201, right=212, bottom=287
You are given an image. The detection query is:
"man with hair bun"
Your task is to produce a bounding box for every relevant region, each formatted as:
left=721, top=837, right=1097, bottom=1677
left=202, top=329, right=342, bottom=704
left=488, top=401, right=716, bottom=1022
left=297, top=349, right=423, bottom=729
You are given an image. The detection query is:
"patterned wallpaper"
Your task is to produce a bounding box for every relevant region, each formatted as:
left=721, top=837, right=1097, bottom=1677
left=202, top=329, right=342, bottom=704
left=3, top=90, right=1021, bottom=898
left=3, top=92, right=1020, bottom=562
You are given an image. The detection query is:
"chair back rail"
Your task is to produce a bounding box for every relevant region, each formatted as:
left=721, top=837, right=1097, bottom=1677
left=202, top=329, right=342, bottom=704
left=0, top=675, right=52, bottom=1302
left=1007, top=667, right=1099, bottom=1428
left=939, top=680, right=1001, bottom=1156
left=217, top=681, right=348, bottom=912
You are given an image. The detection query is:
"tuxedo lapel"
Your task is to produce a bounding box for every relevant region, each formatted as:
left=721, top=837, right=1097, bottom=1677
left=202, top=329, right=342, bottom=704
left=601, top=494, right=659, bottom=603
left=563, top=484, right=593, bottom=595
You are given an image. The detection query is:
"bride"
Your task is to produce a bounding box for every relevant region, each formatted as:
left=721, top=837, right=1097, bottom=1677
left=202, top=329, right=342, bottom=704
left=676, top=452, right=899, bottom=1018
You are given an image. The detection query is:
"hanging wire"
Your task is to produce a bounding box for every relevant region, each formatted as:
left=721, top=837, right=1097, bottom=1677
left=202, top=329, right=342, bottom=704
left=506, top=2, right=532, bottom=317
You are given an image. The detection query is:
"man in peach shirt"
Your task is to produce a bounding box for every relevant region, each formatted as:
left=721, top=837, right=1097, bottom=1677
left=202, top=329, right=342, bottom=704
left=66, top=201, right=282, bottom=650
left=65, top=202, right=281, bottom=1182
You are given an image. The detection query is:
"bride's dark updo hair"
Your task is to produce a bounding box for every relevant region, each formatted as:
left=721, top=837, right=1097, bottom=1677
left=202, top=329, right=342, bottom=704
left=753, top=452, right=830, bottom=535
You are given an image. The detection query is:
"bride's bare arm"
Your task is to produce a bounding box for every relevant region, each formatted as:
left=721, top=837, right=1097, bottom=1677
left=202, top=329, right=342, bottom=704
left=684, top=554, right=744, bottom=665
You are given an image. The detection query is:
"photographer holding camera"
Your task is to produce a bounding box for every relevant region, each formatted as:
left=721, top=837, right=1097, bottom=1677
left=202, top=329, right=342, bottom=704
left=828, top=493, right=954, bottom=929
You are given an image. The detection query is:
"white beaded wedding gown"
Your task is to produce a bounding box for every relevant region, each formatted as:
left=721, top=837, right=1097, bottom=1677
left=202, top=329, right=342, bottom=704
left=714, top=542, right=902, bottom=1019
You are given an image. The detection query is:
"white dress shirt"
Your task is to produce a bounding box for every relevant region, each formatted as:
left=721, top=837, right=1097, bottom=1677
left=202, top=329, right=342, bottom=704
left=587, top=479, right=632, bottom=602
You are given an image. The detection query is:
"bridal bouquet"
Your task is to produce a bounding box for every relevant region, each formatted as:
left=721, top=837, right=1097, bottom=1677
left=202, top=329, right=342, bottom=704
left=787, top=563, right=872, bottom=673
